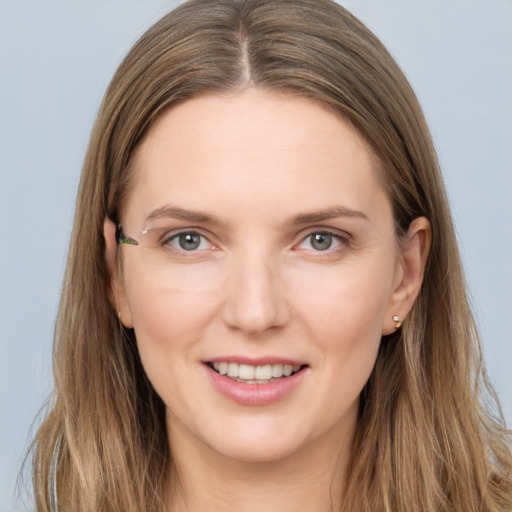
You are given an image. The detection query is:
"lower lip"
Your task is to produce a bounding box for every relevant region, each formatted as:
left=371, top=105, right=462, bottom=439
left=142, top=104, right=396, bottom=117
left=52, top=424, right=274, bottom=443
left=205, top=365, right=308, bottom=406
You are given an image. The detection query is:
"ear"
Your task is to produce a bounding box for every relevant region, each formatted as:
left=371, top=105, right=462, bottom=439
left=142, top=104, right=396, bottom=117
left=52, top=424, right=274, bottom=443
left=104, top=217, right=134, bottom=328
left=382, top=216, right=431, bottom=335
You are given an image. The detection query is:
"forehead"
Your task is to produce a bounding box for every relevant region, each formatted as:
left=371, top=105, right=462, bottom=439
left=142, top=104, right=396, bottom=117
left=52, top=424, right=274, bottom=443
left=124, top=88, right=390, bottom=227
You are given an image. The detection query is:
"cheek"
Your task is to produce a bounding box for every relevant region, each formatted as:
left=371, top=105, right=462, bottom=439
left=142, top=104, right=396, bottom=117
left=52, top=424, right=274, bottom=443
left=294, top=260, right=395, bottom=339
left=124, top=280, right=222, bottom=417
left=131, top=289, right=217, bottom=347
left=296, top=268, right=392, bottom=414
left=123, top=256, right=222, bottom=342
left=123, top=267, right=221, bottom=382
left=290, top=258, right=395, bottom=393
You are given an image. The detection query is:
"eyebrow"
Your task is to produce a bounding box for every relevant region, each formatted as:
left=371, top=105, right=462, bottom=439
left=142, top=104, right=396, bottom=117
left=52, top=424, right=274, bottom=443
left=287, top=206, right=369, bottom=225
left=143, top=204, right=369, bottom=227
left=144, top=205, right=224, bottom=226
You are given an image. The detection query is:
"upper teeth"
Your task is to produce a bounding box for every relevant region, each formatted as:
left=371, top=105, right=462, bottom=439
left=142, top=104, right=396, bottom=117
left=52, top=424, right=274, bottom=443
left=212, top=362, right=301, bottom=380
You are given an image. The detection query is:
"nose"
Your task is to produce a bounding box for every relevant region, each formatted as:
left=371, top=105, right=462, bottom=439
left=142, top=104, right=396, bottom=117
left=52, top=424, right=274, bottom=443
left=221, top=250, right=290, bottom=335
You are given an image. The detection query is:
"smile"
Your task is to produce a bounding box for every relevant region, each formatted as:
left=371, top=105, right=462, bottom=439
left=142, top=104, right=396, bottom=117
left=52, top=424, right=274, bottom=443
left=208, top=362, right=303, bottom=384
left=204, top=359, right=309, bottom=406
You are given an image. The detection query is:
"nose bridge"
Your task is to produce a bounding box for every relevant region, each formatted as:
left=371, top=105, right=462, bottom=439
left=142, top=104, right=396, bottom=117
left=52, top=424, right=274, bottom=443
left=222, top=244, right=289, bottom=334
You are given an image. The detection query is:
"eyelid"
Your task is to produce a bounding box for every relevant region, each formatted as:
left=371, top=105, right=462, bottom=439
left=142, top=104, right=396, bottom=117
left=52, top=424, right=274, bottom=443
left=151, top=225, right=214, bottom=242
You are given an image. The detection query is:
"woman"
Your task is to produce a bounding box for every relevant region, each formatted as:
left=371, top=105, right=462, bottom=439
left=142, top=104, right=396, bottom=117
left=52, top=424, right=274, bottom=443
left=30, top=0, right=512, bottom=511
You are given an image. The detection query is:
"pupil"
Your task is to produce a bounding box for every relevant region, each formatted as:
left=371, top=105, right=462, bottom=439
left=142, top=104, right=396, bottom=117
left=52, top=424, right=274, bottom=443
left=311, top=233, right=332, bottom=251
left=179, top=233, right=201, bottom=250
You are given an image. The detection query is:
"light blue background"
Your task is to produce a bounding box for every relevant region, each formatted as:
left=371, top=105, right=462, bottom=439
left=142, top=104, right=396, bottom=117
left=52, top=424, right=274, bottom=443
left=1, top=1, right=511, bottom=510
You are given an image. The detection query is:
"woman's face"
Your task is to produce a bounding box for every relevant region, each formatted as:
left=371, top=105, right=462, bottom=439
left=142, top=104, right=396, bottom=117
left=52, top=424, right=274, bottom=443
left=109, top=88, right=424, bottom=463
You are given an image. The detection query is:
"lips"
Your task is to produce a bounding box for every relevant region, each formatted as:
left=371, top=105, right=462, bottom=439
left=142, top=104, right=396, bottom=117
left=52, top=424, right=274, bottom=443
left=204, top=358, right=308, bottom=406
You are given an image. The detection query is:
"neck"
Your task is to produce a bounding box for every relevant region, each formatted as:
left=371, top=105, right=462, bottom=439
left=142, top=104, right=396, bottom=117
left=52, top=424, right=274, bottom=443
left=165, top=416, right=355, bottom=512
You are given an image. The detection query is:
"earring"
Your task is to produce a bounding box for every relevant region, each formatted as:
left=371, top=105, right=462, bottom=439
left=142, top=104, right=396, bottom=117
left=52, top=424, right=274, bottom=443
left=118, top=310, right=122, bottom=321
left=392, top=315, right=402, bottom=329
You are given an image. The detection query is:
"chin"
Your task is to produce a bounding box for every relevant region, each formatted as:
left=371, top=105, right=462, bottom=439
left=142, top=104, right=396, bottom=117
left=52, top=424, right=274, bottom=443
left=210, top=434, right=306, bottom=464
left=199, top=411, right=342, bottom=465
left=172, top=410, right=312, bottom=465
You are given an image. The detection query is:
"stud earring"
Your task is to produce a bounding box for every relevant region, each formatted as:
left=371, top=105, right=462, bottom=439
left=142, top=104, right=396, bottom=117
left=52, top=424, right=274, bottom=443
left=118, top=310, right=122, bottom=321
left=392, top=315, right=402, bottom=329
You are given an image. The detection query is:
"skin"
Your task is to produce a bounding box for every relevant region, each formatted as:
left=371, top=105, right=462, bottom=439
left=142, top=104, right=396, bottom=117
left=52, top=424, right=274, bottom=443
left=104, top=88, right=430, bottom=511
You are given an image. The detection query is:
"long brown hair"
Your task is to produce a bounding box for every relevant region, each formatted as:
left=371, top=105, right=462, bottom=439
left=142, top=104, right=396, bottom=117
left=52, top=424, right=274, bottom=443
left=30, top=1, right=512, bottom=510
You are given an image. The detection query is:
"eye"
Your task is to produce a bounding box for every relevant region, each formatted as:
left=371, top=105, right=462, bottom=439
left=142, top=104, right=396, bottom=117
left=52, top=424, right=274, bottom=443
left=309, top=232, right=334, bottom=251
left=297, top=231, right=346, bottom=252
left=164, top=231, right=210, bottom=252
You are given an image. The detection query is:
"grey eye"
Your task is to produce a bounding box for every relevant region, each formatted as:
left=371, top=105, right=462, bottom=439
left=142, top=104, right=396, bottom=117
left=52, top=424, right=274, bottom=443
left=176, top=232, right=202, bottom=251
left=310, top=232, right=333, bottom=251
